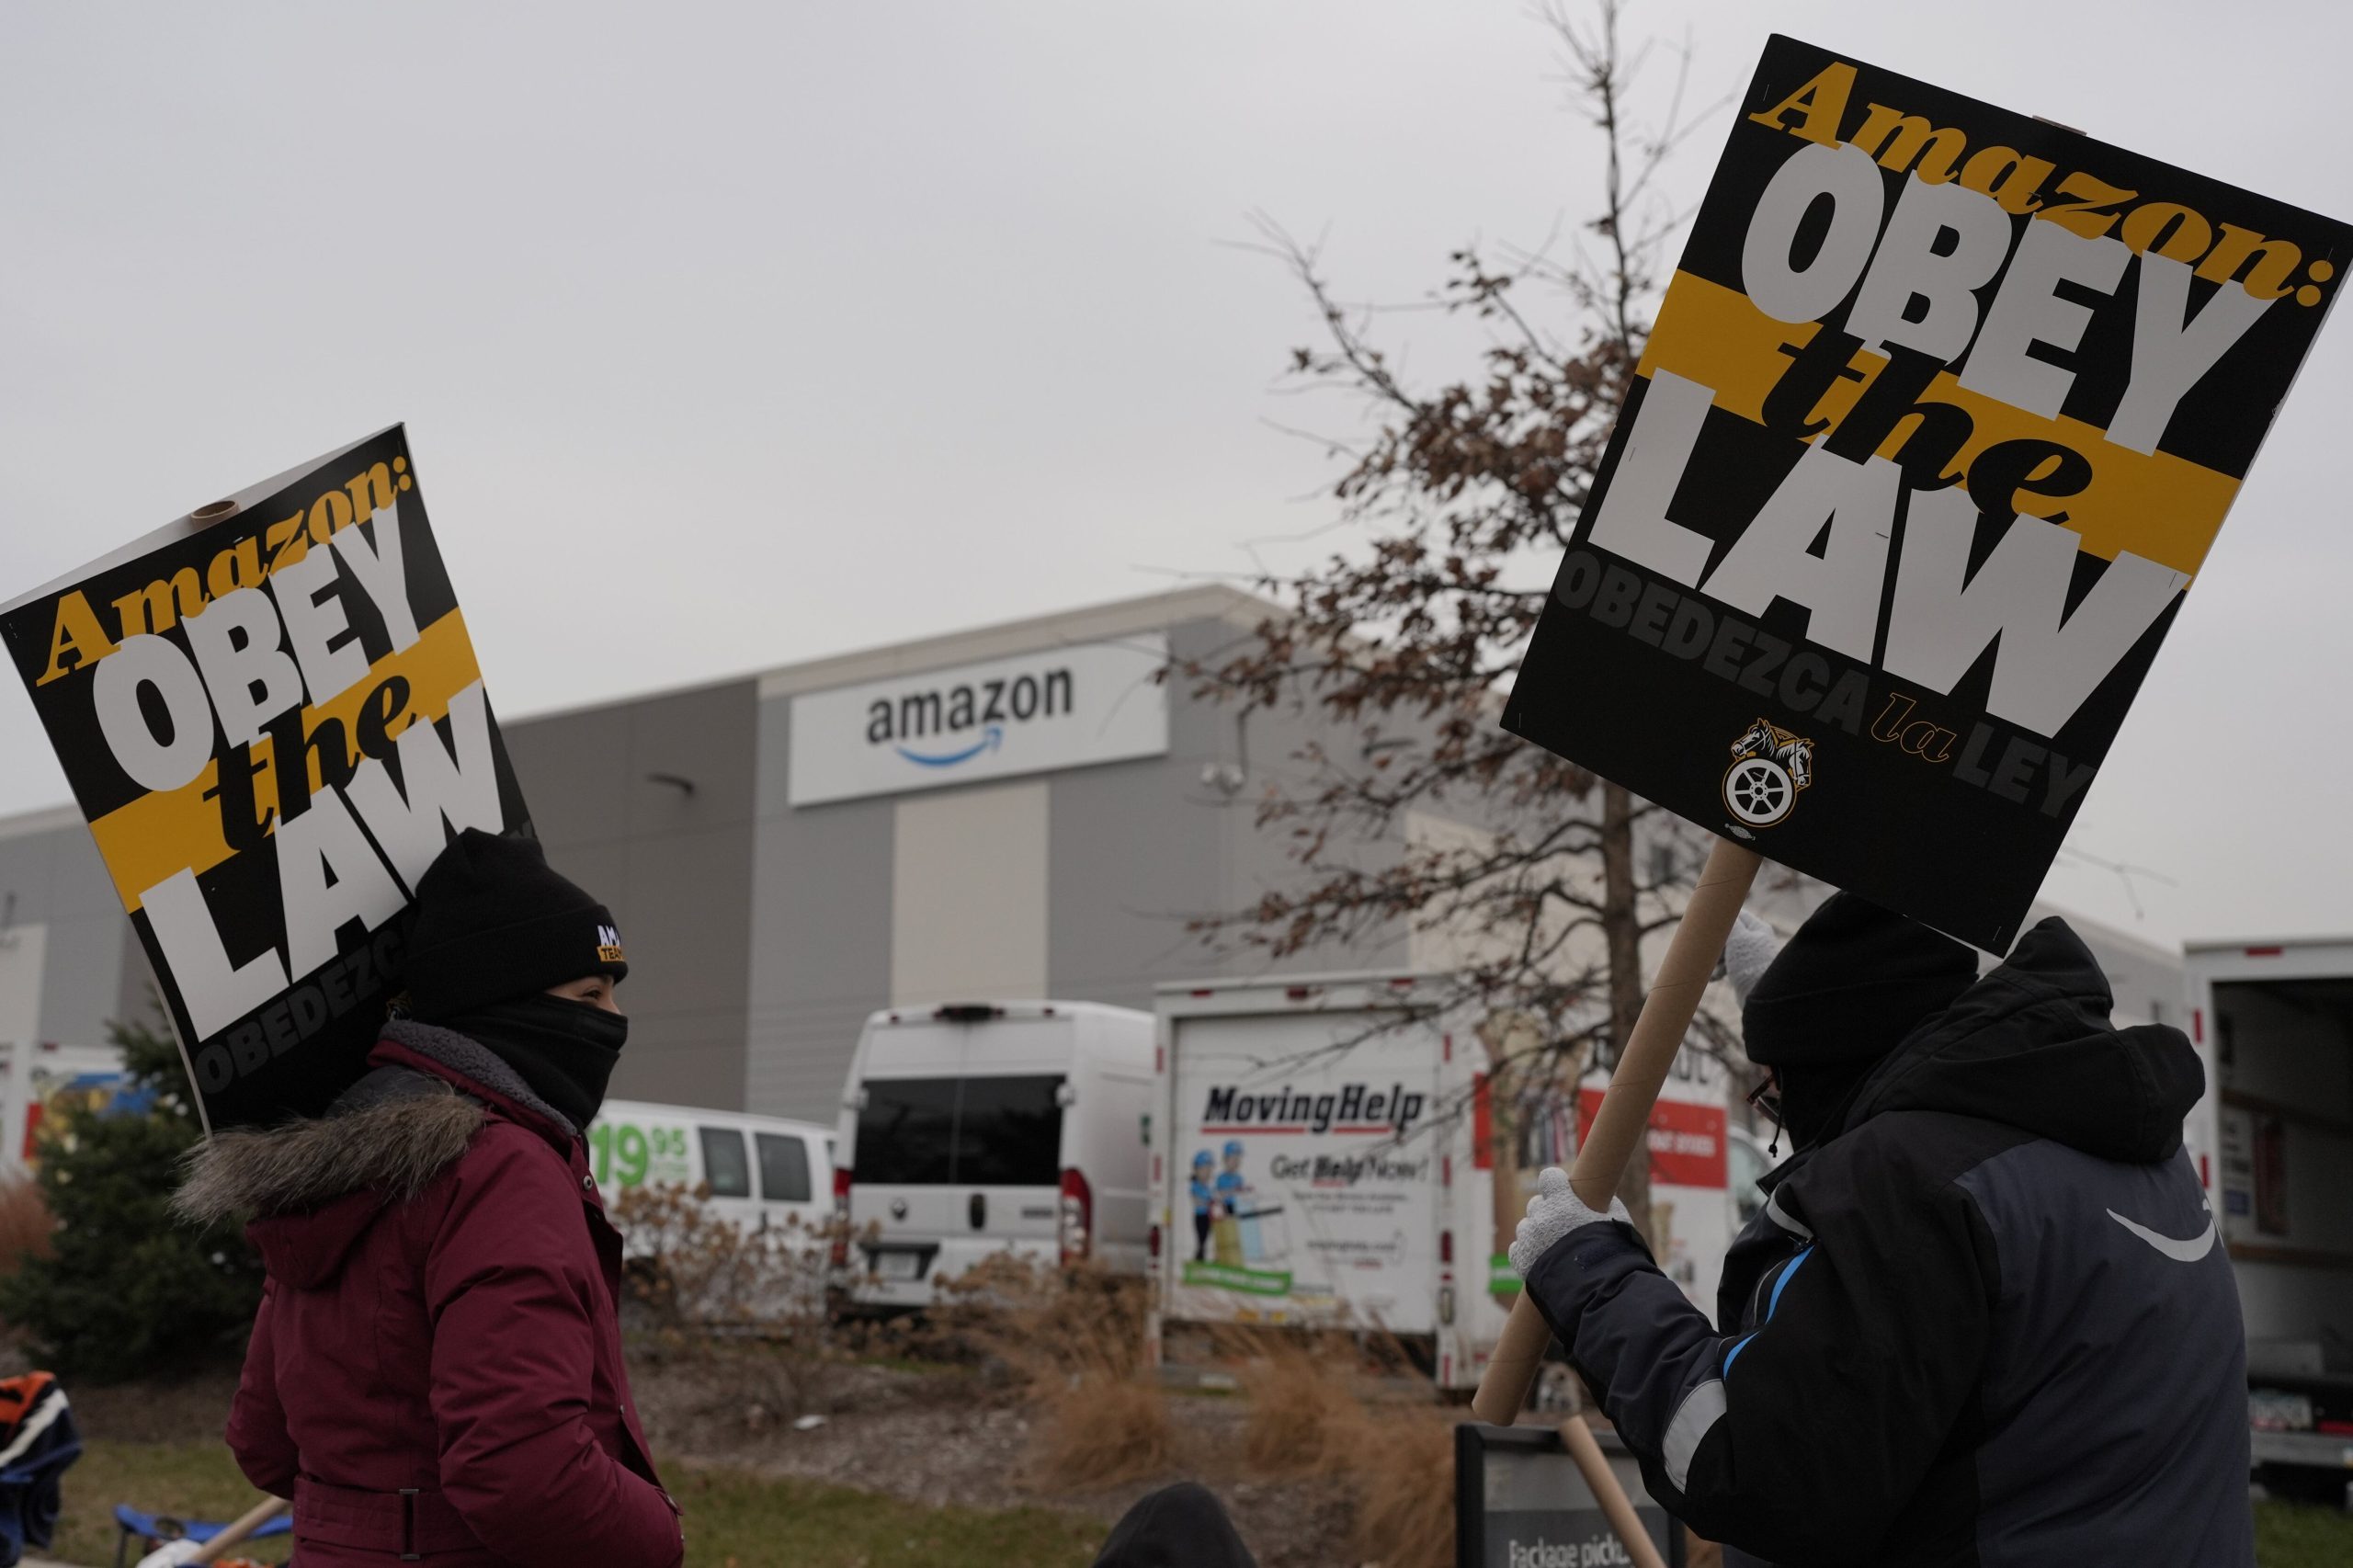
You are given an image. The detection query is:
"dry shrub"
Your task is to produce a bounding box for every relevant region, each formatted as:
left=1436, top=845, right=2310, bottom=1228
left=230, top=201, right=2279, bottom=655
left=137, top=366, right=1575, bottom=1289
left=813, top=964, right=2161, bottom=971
left=0, top=1179, right=52, bottom=1279
left=922, top=1252, right=1174, bottom=1491
left=609, top=1183, right=851, bottom=1421
left=1231, top=1331, right=1363, bottom=1478
left=1345, top=1409, right=1456, bottom=1568
left=1027, top=1365, right=1176, bottom=1490
left=930, top=1250, right=1150, bottom=1382
left=1212, top=1324, right=1458, bottom=1568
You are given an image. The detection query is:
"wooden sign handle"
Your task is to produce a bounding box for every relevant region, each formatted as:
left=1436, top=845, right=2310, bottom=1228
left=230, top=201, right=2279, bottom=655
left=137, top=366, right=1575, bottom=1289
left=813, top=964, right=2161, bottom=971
left=1560, top=1417, right=1671, bottom=1568
left=1471, top=837, right=1762, bottom=1426
left=188, top=1495, right=290, bottom=1564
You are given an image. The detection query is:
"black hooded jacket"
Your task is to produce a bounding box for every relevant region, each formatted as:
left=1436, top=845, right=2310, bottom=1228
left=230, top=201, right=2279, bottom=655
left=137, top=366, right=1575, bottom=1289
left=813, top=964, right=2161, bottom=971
left=1523, top=918, right=2251, bottom=1567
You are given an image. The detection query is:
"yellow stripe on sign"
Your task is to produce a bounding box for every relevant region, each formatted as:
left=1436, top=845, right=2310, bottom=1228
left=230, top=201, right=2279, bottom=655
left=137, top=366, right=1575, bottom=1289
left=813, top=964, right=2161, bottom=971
left=89, top=608, right=485, bottom=913
left=1635, top=271, right=2239, bottom=579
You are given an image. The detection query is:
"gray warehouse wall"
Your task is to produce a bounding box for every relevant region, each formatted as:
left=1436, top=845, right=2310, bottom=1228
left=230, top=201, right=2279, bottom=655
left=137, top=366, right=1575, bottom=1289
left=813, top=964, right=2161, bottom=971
left=744, top=693, right=893, bottom=1121
left=0, top=807, right=145, bottom=1046
left=502, top=679, right=758, bottom=1112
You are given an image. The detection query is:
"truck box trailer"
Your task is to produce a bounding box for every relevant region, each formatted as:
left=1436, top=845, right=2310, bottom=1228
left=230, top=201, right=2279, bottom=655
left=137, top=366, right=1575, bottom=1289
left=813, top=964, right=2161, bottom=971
left=1148, top=972, right=1507, bottom=1390
left=1147, top=972, right=1737, bottom=1392
left=2184, top=938, right=2353, bottom=1501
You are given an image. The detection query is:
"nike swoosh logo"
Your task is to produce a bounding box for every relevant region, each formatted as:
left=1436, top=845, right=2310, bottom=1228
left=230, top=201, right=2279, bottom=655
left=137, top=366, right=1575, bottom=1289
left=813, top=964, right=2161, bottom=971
left=2107, top=1208, right=2218, bottom=1262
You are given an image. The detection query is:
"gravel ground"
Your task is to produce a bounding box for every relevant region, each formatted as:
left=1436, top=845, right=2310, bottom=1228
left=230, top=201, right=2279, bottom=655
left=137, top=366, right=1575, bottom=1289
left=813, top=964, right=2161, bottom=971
left=629, top=1352, right=1362, bottom=1567
left=55, top=1354, right=1363, bottom=1567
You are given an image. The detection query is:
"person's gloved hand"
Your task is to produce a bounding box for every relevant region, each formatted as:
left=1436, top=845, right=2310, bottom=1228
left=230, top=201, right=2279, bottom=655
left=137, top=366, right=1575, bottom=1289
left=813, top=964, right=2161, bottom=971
left=133, top=1539, right=204, bottom=1568
left=1722, top=907, right=1784, bottom=1006
left=1508, top=1166, right=1633, bottom=1278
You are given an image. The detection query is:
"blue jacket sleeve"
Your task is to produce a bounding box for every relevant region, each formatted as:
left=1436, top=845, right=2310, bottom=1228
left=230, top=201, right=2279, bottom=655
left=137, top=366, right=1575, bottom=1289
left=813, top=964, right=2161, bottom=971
left=1523, top=1185, right=1992, bottom=1564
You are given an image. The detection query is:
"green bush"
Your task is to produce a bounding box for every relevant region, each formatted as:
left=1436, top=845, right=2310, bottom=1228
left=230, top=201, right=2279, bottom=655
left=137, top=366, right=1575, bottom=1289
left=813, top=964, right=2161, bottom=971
left=0, top=1008, right=262, bottom=1381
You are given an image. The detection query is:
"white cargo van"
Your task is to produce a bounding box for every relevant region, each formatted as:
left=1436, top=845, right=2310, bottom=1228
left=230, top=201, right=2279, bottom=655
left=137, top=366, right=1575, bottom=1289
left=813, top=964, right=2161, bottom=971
left=1148, top=973, right=1510, bottom=1392
left=589, top=1098, right=835, bottom=1244
left=833, top=1001, right=1153, bottom=1310
left=2182, top=939, right=2353, bottom=1503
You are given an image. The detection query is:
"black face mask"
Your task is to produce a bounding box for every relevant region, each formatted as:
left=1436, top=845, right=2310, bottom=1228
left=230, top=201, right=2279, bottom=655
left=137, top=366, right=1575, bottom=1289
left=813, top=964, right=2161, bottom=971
left=448, top=992, right=629, bottom=1132
left=1773, top=1057, right=1881, bottom=1153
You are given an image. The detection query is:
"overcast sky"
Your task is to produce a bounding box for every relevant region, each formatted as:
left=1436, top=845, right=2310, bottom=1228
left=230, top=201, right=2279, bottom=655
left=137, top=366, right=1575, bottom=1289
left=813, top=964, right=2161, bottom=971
left=3, top=1, right=2347, bottom=949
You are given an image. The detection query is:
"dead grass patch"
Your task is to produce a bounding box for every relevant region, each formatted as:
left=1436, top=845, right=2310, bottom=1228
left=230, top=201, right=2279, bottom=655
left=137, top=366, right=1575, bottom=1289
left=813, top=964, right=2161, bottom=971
left=1209, top=1324, right=1459, bottom=1568
left=1026, top=1366, right=1177, bottom=1491
left=918, top=1254, right=1177, bottom=1493
left=1232, top=1334, right=1364, bottom=1479
left=1345, top=1408, right=1456, bottom=1568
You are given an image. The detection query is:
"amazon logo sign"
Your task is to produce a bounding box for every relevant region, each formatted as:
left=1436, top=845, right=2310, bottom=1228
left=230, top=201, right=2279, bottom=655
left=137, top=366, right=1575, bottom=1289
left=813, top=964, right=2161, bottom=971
left=868, top=669, right=1070, bottom=766
left=783, top=634, right=1171, bottom=806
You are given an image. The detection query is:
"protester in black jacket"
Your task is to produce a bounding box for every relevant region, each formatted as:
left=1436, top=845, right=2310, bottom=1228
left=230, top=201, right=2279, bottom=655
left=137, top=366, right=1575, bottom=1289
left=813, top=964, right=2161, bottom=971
left=1512, top=893, right=2251, bottom=1567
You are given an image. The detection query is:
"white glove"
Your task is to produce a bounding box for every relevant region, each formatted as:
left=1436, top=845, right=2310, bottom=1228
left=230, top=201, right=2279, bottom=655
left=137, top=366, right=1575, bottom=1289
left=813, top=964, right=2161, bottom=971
left=134, top=1540, right=205, bottom=1568
left=1508, top=1166, right=1632, bottom=1278
left=1722, top=908, right=1784, bottom=1006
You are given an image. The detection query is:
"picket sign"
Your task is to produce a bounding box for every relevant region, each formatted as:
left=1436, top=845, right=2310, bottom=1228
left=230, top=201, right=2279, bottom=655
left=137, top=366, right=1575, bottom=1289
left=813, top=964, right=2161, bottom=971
left=1474, top=19, right=2347, bottom=1445
left=1471, top=840, right=1759, bottom=1426
left=0, top=426, right=532, bottom=1131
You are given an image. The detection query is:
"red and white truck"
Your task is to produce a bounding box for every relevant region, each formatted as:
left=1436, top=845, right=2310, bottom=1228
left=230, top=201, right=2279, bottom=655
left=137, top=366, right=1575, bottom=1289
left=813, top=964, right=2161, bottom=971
left=2183, top=937, right=2353, bottom=1503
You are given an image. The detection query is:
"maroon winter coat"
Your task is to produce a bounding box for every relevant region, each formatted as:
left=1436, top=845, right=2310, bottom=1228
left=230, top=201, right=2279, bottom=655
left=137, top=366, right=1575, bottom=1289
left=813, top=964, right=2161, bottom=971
left=183, top=1026, right=683, bottom=1567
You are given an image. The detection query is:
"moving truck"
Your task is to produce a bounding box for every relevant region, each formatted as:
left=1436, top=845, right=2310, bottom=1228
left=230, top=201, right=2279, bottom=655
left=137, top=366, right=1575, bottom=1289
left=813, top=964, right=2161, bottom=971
left=2184, top=939, right=2353, bottom=1503
left=1147, top=973, right=1510, bottom=1392
left=833, top=1001, right=1154, bottom=1311
left=1574, top=1051, right=1733, bottom=1315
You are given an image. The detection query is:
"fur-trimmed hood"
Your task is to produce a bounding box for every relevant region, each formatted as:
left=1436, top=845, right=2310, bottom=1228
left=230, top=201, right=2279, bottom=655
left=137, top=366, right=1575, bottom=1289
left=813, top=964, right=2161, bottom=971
left=175, top=1020, right=577, bottom=1290
left=174, top=1074, right=484, bottom=1227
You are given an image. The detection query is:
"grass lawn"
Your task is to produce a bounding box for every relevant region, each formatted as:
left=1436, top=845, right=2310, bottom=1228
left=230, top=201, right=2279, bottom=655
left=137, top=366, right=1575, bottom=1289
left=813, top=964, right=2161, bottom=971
left=2257, top=1496, right=2353, bottom=1567
left=49, top=1439, right=2352, bottom=1567
left=49, top=1441, right=1103, bottom=1568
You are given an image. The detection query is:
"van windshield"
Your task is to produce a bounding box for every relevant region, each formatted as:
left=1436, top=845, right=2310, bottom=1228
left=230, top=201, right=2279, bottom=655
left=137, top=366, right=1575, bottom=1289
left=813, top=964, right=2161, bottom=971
left=855, top=1074, right=1064, bottom=1187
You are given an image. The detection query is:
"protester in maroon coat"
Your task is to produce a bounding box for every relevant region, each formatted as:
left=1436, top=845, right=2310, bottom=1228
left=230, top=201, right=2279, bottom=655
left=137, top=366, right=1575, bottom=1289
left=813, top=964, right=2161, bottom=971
left=177, top=830, right=681, bottom=1568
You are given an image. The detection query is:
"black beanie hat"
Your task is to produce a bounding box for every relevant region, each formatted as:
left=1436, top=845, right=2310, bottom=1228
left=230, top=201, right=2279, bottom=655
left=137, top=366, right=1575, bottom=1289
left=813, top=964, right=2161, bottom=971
left=403, top=829, right=628, bottom=1023
left=1741, top=891, right=1977, bottom=1069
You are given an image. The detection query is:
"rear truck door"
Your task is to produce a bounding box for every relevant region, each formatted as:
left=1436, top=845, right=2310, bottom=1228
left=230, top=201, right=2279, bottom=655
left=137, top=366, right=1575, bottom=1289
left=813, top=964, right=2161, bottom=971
left=947, top=1012, right=1071, bottom=1270
left=1169, top=1008, right=1441, bottom=1335
left=848, top=1019, right=970, bottom=1288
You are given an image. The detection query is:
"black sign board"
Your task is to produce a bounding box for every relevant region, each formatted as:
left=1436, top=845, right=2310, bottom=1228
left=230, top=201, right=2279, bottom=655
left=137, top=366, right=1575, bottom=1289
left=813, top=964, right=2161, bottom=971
left=1503, top=35, right=2350, bottom=949
left=1455, top=1422, right=1684, bottom=1568
left=1, top=427, right=530, bottom=1129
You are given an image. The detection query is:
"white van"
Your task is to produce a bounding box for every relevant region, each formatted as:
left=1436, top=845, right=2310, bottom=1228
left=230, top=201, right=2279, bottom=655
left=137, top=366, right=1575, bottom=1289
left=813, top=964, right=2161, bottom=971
left=590, top=1098, right=835, bottom=1244
left=832, top=1001, right=1153, bottom=1310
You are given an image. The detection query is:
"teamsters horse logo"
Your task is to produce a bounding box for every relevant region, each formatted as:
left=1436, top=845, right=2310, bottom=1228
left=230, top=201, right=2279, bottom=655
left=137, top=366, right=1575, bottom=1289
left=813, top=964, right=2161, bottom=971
left=1723, top=717, right=1814, bottom=829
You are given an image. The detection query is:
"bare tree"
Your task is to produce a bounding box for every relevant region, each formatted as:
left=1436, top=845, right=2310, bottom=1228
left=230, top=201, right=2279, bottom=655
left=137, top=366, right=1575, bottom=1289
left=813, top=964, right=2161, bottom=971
left=1185, top=1, right=1745, bottom=1240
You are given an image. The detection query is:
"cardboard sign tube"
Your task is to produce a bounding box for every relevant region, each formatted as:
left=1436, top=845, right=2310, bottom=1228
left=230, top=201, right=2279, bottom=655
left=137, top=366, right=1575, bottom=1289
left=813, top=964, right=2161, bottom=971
left=188, top=1495, right=290, bottom=1564
left=1560, top=1417, right=1670, bottom=1568
left=1471, top=837, right=1763, bottom=1426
